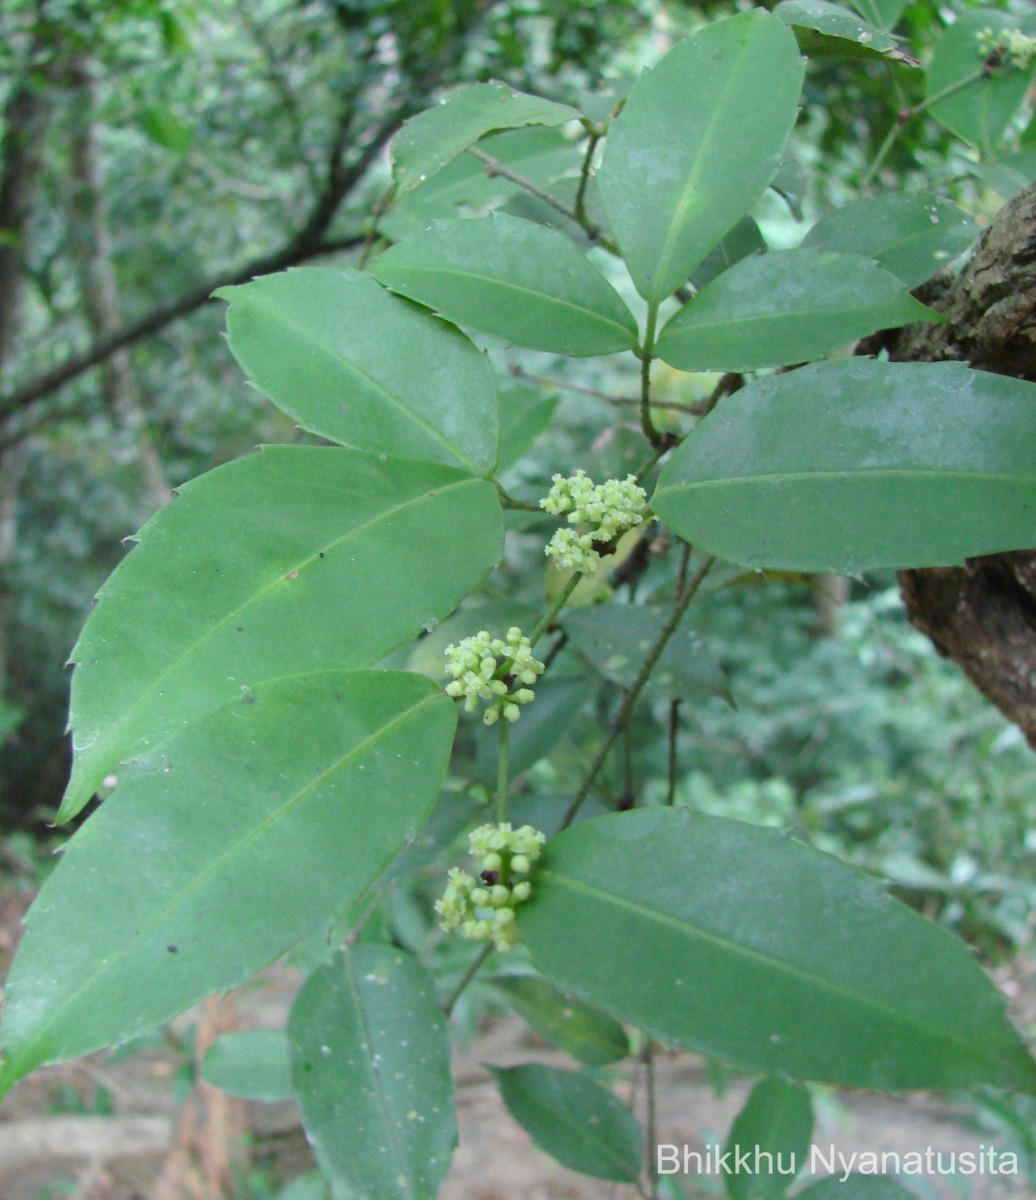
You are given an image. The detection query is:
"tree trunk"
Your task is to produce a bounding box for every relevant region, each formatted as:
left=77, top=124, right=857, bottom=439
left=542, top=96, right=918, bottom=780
left=886, top=181, right=1036, bottom=747
left=65, top=58, right=171, bottom=511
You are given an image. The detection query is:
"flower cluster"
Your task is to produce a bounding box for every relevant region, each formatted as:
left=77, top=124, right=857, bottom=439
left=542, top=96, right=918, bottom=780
left=540, top=470, right=648, bottom=574
left=976, top=26, right=1036, bottom=70
left=435, top=822, right=546, bottom=949
left=443, top=626, right=544, bottom=725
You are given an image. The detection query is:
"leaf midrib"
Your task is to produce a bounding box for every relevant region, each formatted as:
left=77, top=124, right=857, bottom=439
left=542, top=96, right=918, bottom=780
left=660, top=467, right=1036, bottom=491
left=659, top=295, right=922, bottom=344
left=538, top=869, right=1023, bottom=1079
left=6, top=688, right=441, bottom=1078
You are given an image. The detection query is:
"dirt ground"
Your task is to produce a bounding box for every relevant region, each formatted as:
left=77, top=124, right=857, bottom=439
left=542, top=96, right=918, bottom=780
left=0, top=896, right=1033, bottom=1200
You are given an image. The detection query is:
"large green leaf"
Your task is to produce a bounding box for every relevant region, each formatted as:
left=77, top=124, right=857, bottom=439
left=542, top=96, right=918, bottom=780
left=801, top=192, right=977, bottom=288
left=61, top=447, right=501, bottom=820
left=795, top=1180, right=918, bottom=1200
left=383, top=127, right=581, bottom=241
left=519, top=809, right=1036, bottom=1092
left=0, top=671, right=455, bottom=1093
left=289, top=947, right=455, bottom=1200
left=689, top=217, right=766, bottom=291
left=723, top=1079, right=812, bottom=1200
left=926, top=11, right=1036, bottom=151
left=652, top=359, right=1036, bottom=573
left=497, top=386, right=558, bottom=472
left=371, top=214, right=638, bottom=357
left=201, top=1030, right=293, bottom=1102
left=847, top=0, right=905, bottom=30
left=656, top=250, right=939, bottom=372
left=490, top=974, right=630, bottom=1065
left=217, top=269, right=497, bottom=474
left=774, top=1, right=900, bottom=55
left=490, top=1063, right=641, bottom=1182
left=597, top=12, right=804, bottom=301
left=391, top=82, right=579, bottom=192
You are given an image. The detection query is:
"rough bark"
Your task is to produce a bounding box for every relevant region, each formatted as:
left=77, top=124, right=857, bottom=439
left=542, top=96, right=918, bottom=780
left=887, top=181, right=1036, bottom=747
left=66, top=59, right=171, bottom=510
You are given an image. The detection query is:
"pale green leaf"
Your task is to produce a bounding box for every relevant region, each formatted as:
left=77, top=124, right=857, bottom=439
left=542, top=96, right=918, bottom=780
left=289, top=947, right=456, bottom=1200
left=217, top=268, right=497, bottom=474
left=598, top=12, right=804, bottom=301
left=652, top=359, right=1036, bottom=573
left=497, top=386, right=558, bottom=472
left=202, top=1030, right=292, bottom=1101
left=520, top=809, right=1036, bottom=1091
left=775, top=1, right=899, bottom=54
left=61, top=447, right=501, bottom=820
left=689, top=217, right=766, bottom=291
left=371, top=214, right=638, bottom=357
left=391, top=82, right=579, bottom=192
left=656, top=250, right=941, bottom=372
left=796, top=1179, right=918, bottom=1200
left=848, top=0, right=905, bottom=30
left=802, top=192, right=977, bottom=288
left=0, top=672, right=455, bottom=1092
left=490, top=974, right=630, bottom=1065
left=491, top=1063, right=641, bottom=1182
left=724, top=1079, right=812, bottom=1200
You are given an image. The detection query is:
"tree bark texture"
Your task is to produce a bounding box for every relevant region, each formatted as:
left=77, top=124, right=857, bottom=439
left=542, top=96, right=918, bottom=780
left=887, top=181, right=1036, bottom=747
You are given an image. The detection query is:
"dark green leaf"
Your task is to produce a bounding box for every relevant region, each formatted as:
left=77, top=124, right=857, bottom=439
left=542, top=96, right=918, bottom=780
left=561, top=605, right=730, bottom=703
left=391, top=82, right=579, bottom=192
left=139, top=106, right=192, bottom=153
left=657, top=250, right=940, bottom=372
left=61, top=447, right=501, bottom=820
left=723, top=1079, right=812, bottom=1200
left=0, top=672, right=455, bottom=1092
left=490, top=1063, right=641, bottom=1181
left=653, top=359, right=1036, bottom=573
left=802, top=192, right=977, bottom=288
left=201, top=1030, right=293, bottom=1102
left=477, top=675, right=585, bottom=782
left=925, top=11, right=1036, bottom=150
left=371, top=215, right=638, bottom=357
left=689, top=218, right=766, bottom=291
left=520, top=809, right=1036, bottom=1092
left=217, top=269, right=497, bottom=474
left=775, top=1, right=900, bottom=54
left=795, top=1179, right=919, bottom=1200
left=289, top=947, right=455, bottom=1200
left=497, top=386, right=558, bottom=472
left=491, top=974, right=630, bottom=1065
left=598, top=12, right=803, bottom=301
left=970, top=147, right=1036, bottom=199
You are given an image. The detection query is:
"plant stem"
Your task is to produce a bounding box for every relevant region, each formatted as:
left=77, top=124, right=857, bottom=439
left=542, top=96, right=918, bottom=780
left=529, top=571, right=582, bottom=646
left=666, top=699, right=681, bottom=806
left=443, top=943, right=493, bottom=1016
left=508, top=364, right=707, bottom=414
left=638, top=301, right=665, bottom=448
left=496, top=717, right=510, bottom=822
left=560, top=554, right=715, bottom=829
left=574, top=130, right=601, bottom=223
left=645, top=1042, right=659, bottom=1199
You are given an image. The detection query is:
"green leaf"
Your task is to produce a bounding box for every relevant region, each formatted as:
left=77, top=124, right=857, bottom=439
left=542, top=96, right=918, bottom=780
left=847, top=0, right=905, bottom=30
left=61, top=447, right=501, bottom=820
left=289, top=947, right=455, bottom=1200
left=497, top=386, right=558, bottom=473
left=201, top=1030, right=293, bottom=1102
left=969, top=146, right=1036, bottom=200
left=689, top=217, right=766, bottom=291
left=795, top=1179, right=918, bottom=1200
left=371, top=215, right=638, bottom=357
left=925, top=11, right=1036, bottom=151
left=802, top=192, right=977, bottom=288
left=406, top=598, right=540, bottom=682
left=598, top=12, right=804, bottom=301
left=383, top=128, right=580, bottom=240
left=519, top=809, right=1036, bottom=1092
left=490, top=974, right=630, bottom=1065
left=656, top=250, right=941, bottom=372
left=774, top=1, right=900, bottom=55
left=653, top=359, right=1036, bottom=573
left=217, top=268, right=497, bottom=474
left=490, top=1063, right=641, bottom=1182
left=391, top=82, right=580, bottom=192
left=0, top=672, right=455, bottom=1092
left=139, top=105, right=192, bottom=153
left=476, top=675, right=586, bottom=783
left=561, top=605, right=730, bottom=703
left=723, top=1079, right=812, bottom=1200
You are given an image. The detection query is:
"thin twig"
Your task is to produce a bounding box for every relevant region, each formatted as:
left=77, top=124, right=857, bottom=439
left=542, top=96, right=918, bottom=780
left=638, top=300, right=665, bottom=447
left=574, top=130, right=601, bottom=224
left=509, top=364, right=706, bottom=414
left=529, top=571, right=582, bottom=646
left=443, top=944, right=494, bottom=1016
left=496, top=719, right=510, bottom=822
left=560, top=555, right=715, bottom=829
left=645, top=1042, right=659, bottom=1199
